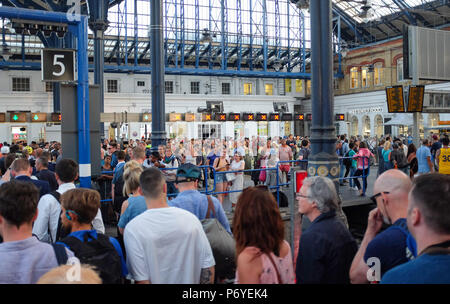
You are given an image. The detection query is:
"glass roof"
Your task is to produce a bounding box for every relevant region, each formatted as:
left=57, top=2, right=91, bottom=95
left=333, top=0, right=438, bottom=23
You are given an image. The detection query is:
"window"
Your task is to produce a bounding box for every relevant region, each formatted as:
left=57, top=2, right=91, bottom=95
left=45, top=82, right=53, bottom=92
left=361, top=67, right=370, bottom=88
left=350, top=67, right=359, bottom=89
left=374, top=63, right=383, bottom=86
left=137, top=81, right=145, bottom=87
left=107, top=79, right=119, bottom=93
left=265, top=83, right=273, bottom=96
left=191, top=81, right=200, bottom=94
left=295, top=79, right=303, bottom=93
left=198, top=124, right=222, bottom=139
left=12, top=77, right=30, bottom=92
left=243, top=83, right=252, bottom=95
left=222, top=82, right=231, bottom=95
left=397, top=58, right=404, bottom=82
left=306, top=80, right=311, bottom=95
left=165, top=81, right=174, bottom=94
left=285, top=79, right=291, bottom=93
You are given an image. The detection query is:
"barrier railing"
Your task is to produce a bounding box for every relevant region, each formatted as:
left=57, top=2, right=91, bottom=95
left=97, top=155, right=371, bottom=207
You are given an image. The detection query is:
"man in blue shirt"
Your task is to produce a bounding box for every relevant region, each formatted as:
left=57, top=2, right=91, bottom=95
left=10, top=158, right=50, bottom=198
left=170, top=163, right=231, bottom=234
left=112, top=150, right=127, bottom=214
left=350, top=169, right=414, bottom=283
left=57, top=187, right=128, bottom=283
left=382, top=173, right=450, bottom=284
left=416, top=139, right=434, bottom=175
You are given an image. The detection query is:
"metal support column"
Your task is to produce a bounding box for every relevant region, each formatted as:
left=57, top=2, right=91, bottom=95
left=75, top=17, right=91, bottom=188
left=262, top=0, right=268, bottom=72
left=150, top=0, right=167, bottom=150
left=411, top=26, right=421, bottom=147
left=308, top=0, right=340, bottom=182
left=89, top=0, right=109, bottom=139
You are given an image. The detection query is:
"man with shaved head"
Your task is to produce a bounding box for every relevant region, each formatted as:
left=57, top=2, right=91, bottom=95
left=350, top=169, right=414, bottom=283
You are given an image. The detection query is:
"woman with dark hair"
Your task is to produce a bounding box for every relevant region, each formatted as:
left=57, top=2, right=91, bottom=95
left=233, top=186, right=295, bottom=284
left=407, top=143, right=418, bottom=178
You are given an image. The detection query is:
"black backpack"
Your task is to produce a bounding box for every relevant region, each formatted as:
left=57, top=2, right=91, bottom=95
left=61, top=233, right=123, bottom=284
left=48, top=191, right=70, bottom=243
left=343, top=150, right=352, bottom=167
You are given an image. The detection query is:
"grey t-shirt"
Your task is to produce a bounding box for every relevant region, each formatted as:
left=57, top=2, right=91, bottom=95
left=0, top=236, right=74, bottom=284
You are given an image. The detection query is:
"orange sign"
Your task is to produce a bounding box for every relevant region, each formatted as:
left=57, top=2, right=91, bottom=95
left=185, top=113, right=196, bottom=122
left=295, top=114, right=304, bottom=121
left=270, top=113, right=280, bottom=121
left=256, top=113, right=268, bottom=121
left=438, top=121, right=450, bottom=125
left=407, top=85, right=424, bottom=112
left=386, top=86, right=405, bottom=113
left=169, top=113, right=182, bottom=122
left=203, top=113, right=212, bottom=121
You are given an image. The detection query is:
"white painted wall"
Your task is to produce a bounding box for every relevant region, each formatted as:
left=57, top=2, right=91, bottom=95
left=0, top=71, right=297, bottom=142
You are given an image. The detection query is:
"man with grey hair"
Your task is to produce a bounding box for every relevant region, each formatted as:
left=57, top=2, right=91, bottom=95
left=295, top=176, right=357, bottom=284
left=349, top=169, right=414, bottom=284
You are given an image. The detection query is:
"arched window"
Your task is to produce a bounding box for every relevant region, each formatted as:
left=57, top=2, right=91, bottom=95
left=361, top=66, right=370, bottom=88
left=350, top=67, right=359, bottom=89
left=397, top=58, right=404, bottom=82
left=374, top=63, right=383, bottom=86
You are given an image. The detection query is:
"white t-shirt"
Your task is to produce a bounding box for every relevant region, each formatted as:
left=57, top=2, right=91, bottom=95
left=124, top=207, right=215, bottom=284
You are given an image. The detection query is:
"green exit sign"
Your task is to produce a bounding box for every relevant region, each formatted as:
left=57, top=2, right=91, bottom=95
left=9, top=113, right=26, bottom=123
left=31, top=113, right=47, bottom=122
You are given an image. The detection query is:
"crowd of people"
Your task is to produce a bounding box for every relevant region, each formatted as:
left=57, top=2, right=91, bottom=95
left=0, top=131, right=449, bottom=284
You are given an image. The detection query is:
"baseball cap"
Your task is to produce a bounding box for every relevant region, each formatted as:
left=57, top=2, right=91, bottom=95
left=176, top=163, right=202, bottom=183
left=1, top=146, right=9, bottom=154
left=433, top=135, right=438, bottom=140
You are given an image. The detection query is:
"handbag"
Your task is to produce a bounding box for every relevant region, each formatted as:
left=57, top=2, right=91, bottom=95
left=259, top=167, right=267, bottom=182
left=226, top=172, right=236, bottom=182
left=201, top=196, right=236, bottom=281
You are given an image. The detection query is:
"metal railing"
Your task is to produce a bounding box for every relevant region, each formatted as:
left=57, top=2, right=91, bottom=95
left=97, top=156, right=371, bottom=205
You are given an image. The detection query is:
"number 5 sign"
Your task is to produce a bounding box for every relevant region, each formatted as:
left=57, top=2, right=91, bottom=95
left=41, top=49, right=76, bottom=82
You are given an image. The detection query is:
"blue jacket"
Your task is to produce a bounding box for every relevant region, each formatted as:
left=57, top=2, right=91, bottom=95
left=169, top=190, right=231, bottom=234
left=296, top=210, right=357, bottom=284
left=14, top=175, right=50, bottom=198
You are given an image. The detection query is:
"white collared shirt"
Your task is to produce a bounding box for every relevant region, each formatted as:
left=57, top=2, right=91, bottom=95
left=32, top=183, right=105, bottom=243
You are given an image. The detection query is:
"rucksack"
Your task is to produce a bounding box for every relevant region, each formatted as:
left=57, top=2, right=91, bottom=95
left=343, top=150, right=352, bottom=167
left=272, top=191, right=288, bottom=208
left=201, top=196, right=236, bottom=282
left=51, top=243, right=69, bottom=265
left=61, top=233, right=123, bottom=284
left=48, top=191, right=70, bottom=243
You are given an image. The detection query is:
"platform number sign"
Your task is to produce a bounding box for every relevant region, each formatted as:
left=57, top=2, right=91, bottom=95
left=41, top=49, right=76, bottom=82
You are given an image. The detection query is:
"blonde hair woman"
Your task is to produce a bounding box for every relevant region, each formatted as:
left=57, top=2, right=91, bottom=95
left=118, top=161, right=145, bottom=234
left=382, top=141, right=393, bottom=171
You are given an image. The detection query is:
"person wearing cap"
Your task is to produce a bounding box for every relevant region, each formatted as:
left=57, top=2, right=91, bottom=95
left=169, top=163, right=231, bottom=234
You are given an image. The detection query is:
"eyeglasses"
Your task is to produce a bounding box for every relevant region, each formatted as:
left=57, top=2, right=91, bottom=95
left=370, top=192, right=390, bottom=204
left=296, top=193, right=312, bottom=199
